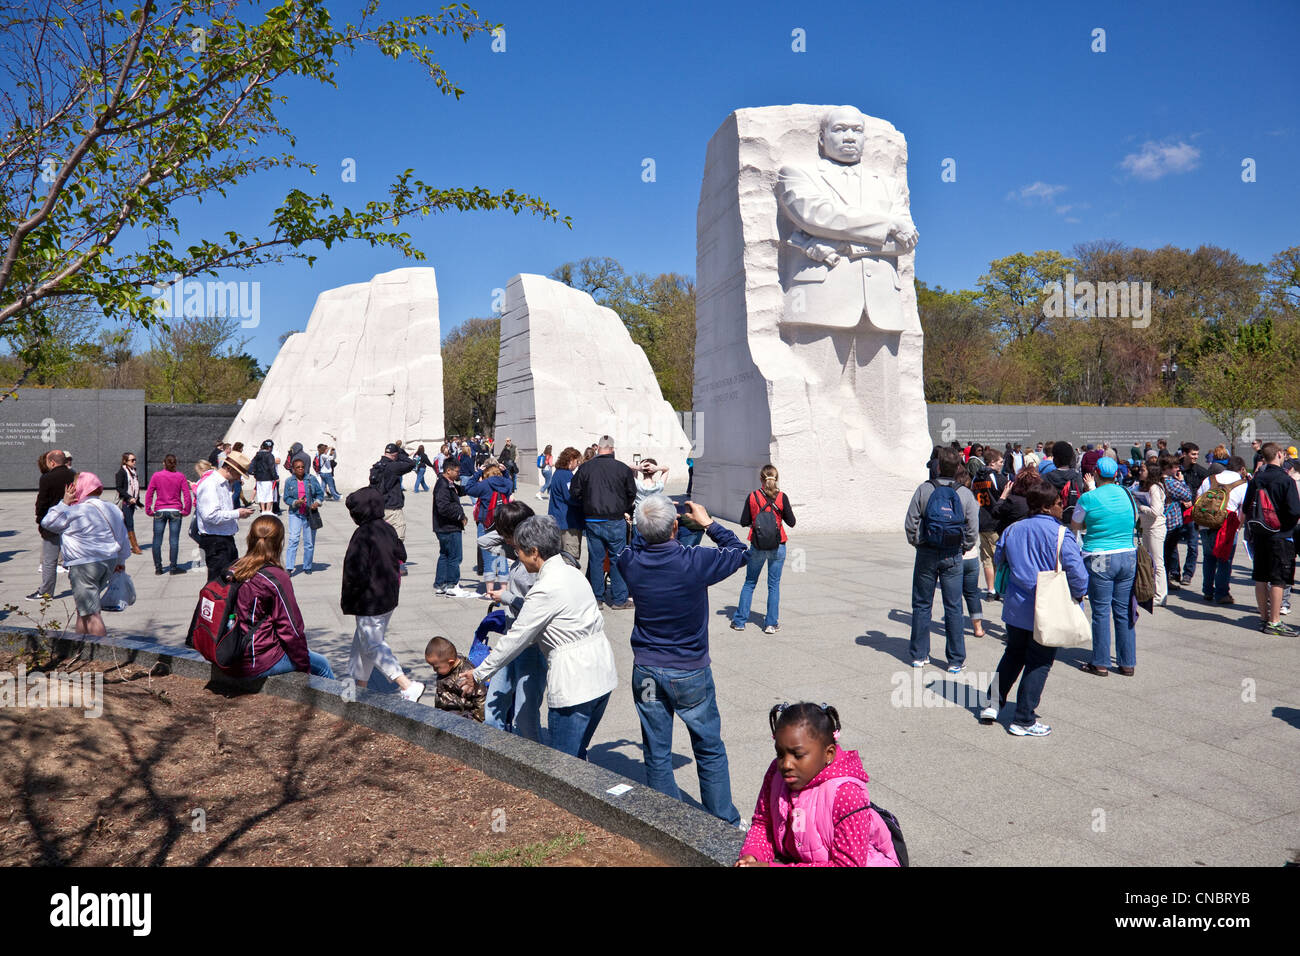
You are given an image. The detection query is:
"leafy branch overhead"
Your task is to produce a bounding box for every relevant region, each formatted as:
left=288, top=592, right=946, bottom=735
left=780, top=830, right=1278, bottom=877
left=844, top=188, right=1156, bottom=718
left=0, top=0, right=569, bottom=338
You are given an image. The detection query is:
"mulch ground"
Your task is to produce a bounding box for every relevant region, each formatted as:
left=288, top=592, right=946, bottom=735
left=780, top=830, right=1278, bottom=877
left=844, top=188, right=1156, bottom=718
left=0, top=648, right=665, bottom=867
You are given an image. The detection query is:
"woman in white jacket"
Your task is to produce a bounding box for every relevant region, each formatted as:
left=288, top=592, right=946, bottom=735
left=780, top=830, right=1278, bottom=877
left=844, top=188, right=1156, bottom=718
left=460, top=514, right=617, bottom=759
left=40, top=472, right=131, bottom=635
left=1136, top=461, right=1168, bottom=607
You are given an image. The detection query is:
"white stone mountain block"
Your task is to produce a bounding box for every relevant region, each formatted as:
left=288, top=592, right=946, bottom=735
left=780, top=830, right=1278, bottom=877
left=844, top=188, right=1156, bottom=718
left=225, top=268, right=444, bottom=491
left=694, top=105, right=931, bottom=533
left=494, top=273, right=691, bottom=476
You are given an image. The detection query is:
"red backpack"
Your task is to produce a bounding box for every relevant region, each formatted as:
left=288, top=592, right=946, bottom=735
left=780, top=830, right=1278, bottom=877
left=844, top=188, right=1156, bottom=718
left=187, top=571, right=267, bottom=671
left=474, top=490, right=508, bottom=529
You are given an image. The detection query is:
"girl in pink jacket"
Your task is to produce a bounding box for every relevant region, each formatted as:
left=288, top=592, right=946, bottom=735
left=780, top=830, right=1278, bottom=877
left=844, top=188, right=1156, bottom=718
left=737, top=702, right=901, bottom=867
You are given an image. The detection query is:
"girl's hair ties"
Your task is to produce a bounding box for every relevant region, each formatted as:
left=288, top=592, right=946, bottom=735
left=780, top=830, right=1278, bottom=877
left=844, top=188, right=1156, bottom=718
left=832, top=730, right=841, bottom=740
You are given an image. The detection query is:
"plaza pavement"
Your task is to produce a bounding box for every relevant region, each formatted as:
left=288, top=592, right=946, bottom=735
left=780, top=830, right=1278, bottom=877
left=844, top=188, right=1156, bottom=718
left=3, top=480, right=1298, bottom=866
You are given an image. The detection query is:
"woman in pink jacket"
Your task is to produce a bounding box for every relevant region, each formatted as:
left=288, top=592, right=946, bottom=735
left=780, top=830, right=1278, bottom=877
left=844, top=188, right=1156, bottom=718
left=737, top=702, right=901, bottom=867
left=144, top=453, right=194, bottom=575
left=222, top=515, right=334, bottom=679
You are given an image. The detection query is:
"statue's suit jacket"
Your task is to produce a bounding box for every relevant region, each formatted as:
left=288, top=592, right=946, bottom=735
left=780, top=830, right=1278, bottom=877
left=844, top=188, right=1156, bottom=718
left=777, top=157, right=913, bottom=332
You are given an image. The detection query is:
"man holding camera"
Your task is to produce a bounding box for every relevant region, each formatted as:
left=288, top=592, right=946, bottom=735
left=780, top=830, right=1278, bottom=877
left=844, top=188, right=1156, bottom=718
left=618, top=494, right=749, bottom=825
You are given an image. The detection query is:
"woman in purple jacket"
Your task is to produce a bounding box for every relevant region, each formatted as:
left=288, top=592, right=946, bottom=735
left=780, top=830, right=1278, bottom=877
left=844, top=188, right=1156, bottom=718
left=223, top=515, right=334, bottom=679
left=978, top=479, right=1088, bottom=738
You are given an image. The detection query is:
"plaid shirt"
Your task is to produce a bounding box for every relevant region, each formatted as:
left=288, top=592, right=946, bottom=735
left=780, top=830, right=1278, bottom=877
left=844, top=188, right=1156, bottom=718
left=1162, top=476, right=1193, bottom=531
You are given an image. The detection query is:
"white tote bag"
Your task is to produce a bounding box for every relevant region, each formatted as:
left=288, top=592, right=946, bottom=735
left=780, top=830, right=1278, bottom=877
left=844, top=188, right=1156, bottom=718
left=1033, top=526, right=1092, bottom=648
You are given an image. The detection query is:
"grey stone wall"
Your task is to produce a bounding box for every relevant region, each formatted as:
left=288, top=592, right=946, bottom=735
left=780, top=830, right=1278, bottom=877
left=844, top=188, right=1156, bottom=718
left=144, top=403, right=242, bottom=480
left=926, top=404, right=1297, bottom=457
left=0, top=389, right=145, bottom=491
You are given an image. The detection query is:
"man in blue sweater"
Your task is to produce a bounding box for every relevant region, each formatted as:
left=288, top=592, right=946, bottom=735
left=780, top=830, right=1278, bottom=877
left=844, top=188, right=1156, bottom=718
left=617, top=494, right=749, bottom=825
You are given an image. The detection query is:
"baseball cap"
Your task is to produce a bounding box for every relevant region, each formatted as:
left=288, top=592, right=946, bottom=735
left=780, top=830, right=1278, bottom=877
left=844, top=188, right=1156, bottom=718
left=384, top=442, right=400, bottom=454
left=1096, top=457, right=1118, bottom=478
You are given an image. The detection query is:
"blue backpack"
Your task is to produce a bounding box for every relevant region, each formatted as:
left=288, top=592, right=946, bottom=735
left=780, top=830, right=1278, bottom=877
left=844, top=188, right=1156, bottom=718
left=920, top=481, right=965, bottom=550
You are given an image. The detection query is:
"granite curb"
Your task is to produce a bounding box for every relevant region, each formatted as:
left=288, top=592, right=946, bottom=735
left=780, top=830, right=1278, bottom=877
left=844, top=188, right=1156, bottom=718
left=1, top=625, right=745, bottom=867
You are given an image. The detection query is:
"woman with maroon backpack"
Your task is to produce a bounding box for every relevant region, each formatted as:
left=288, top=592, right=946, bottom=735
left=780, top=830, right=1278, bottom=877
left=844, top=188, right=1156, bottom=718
left=731, top=464, right=796, bottom=634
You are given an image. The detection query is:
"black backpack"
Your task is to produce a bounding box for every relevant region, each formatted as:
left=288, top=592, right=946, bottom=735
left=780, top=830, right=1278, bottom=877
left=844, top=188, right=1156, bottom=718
left=750, top=491, right=784, bottom=550
left=871, top=802, right=909, bottom=867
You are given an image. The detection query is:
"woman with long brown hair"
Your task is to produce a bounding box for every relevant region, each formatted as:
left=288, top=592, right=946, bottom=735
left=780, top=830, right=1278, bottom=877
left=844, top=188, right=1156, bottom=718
left=731, top=464, right=796, bottom=634
left=223, top=515, right=333, bottom=678
left=547, top=446, right=586, bottom=561
left=115, top=451, right=145, bottom=555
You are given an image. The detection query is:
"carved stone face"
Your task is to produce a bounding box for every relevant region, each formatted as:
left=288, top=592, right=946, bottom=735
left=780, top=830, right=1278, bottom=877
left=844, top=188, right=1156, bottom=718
left=819, top=108, right=865, bottom=165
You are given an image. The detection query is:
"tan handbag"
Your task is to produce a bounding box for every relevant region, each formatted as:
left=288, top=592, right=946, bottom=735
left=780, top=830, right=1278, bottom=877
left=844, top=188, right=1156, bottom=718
left=1033, top=526, right=1093, bottom=648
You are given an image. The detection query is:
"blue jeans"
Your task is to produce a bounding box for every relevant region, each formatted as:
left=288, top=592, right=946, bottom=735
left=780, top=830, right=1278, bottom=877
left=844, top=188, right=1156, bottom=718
left=991, top=623, right=1057, bottom=727
left=414, top=467, right=429, bottom=492
left=151, top=511, right=182, bottom=571
left=584, top=520, right=629, bottom=604
left=285, top=511, right=316, bottom=570
left=258, top=649, right=335, bottom=678
left=548, top=691, right=611, bottom=760
left=435, top=530, right=463, bottom=588
left=1185, top=520, right=1199, bottom=577
left=484, top=645, right=547, bottom=742
left=909, top=547, right=965, bottom=666
left=1164, top=523, right=1194, bottom=580
left=322, top=473, right=339, bottom=498
left=1086, top=550, right=1137, bottom=669
left=1200, top=528, right=1234, bottom=600
left=962, top=556, right=984, bottom=622
left=676, top=525, right=705, bottom=548
left=632, top=664, right=740, bottom=825
left=732, top=544, right=786, bottom=628
left=477, top=521, right=509, bottom=580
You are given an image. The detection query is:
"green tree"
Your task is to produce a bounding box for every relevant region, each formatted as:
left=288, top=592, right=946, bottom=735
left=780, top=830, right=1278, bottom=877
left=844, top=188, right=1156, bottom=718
left=977, top=250, right=1077, bottom=344
left=0, top=297, right=101, bottom=387
left=143, top=314, right=260, bottom=403
left=550, top=257, right=696, bottom=407
left=916, top=281, right=995, bottom=403
left=0, top=0, right=568, bottom=394
left=442, top=317, right=499, bottom=435
left=1189, top=318, right=1284, bottom=454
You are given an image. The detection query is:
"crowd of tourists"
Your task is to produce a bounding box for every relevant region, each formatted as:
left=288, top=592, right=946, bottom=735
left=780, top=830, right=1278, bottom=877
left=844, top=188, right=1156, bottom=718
left=27, top=426, right=1297, bottom=866
left=912, top=437, right=1300, bottom=739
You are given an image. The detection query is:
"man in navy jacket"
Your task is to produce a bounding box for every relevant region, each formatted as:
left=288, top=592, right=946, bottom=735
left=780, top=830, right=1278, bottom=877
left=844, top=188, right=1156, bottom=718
left=617, top=494, right=749, bottom=825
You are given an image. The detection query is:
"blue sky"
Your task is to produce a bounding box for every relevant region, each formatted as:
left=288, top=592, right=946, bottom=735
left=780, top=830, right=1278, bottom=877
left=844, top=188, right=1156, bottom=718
left=152, top=0, right=1300, bottom=366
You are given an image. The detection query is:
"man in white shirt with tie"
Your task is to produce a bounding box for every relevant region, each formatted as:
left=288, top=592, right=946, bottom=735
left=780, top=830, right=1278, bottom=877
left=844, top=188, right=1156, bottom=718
left=776, top=105, right=919, bottom=333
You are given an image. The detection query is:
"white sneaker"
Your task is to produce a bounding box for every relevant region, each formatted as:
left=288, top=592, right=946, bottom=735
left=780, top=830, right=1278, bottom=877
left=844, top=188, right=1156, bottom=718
left=444, top=586, right=473, bottom=598
left=400, top=681, right=426, bottom=702
left=978, top=705, right=999, bottom=724
left=1282, top=603, right=1292, bottom=616
left=1007, top=721, right=1051, bottom=737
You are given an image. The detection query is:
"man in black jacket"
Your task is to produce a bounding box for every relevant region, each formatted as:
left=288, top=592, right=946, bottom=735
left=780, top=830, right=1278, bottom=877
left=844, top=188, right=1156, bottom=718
left=498, top=438, right=518, bottom=491
left=433, top=459, right=470, bottom=595
left=568, top=435, right=637, bottom=608
left=251, top=439, right=279, bottom=513
left=369, top=442, right=417, bottom=573
left=1042, top=441, right=1084, bottom=525
left=1243, top=442, right=1300, bottom=636
left=29, top=450, right=75, bottom=600
left=341, top=487, right=424, bottom=701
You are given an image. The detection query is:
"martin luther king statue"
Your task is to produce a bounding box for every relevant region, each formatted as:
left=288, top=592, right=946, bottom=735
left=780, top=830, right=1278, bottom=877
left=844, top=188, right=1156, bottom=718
left=693, top=104, right=932, bottom=533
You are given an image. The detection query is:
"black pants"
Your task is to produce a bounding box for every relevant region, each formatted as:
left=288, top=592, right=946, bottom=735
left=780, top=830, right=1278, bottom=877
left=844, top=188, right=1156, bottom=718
left=990, top=623, right=1058, bottom=726
left=200, top=533, right=239, bottom=582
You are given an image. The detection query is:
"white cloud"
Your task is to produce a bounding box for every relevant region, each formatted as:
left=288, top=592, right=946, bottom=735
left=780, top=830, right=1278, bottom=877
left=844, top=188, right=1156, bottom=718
left=1007, top=181, right=1067, bottom=203
left=1120, top=140, right=1201, bottom=180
